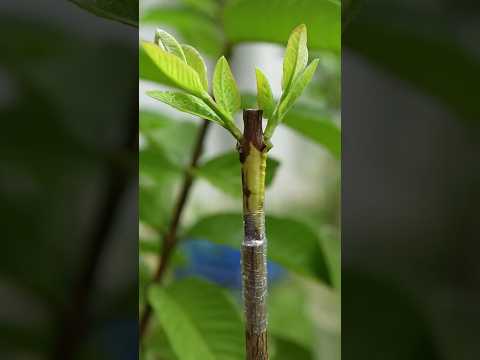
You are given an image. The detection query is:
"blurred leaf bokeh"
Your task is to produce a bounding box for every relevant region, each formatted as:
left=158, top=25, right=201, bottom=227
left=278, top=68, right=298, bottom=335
left=0, top=1, right=138, bottom=359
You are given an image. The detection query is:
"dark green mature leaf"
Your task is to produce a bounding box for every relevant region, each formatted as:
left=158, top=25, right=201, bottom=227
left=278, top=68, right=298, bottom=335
left=141, top=42, right=206, bottom=97
left=283, top=104, right=341, bottom=159
left=140, top=110, right=198, bottom=166
left=139, top=112, right=198, bottom=229
left=68, top=0, right=138, bottom=26
left=139, top=257, right=152, bottom=304
left=141, top=7, right=223, bottom=57
left=140, top=147, right=180, bottom=178
left=195, top=151, right=280, bottom=197
left=185, top=214, right=332, bottom=285
left=147, top=91, right=223, bottom=125
left=139, top=148, right=180, bottom=230
left=223, top=0, right=340, bottom=52
left=181, top=0, right=219, bottom=17
left=213, top=56, right=241, bottom=116
left=149, top=278, right=244, bottom=360
left=272, top=337, right=314, bottom=360
left=319, top=228, right=341, bottom=289
left=143, top=325, right=179, bottom=360
left=269, top=281, right=315, bottom=349
left=139, top=240, right=160, bottom=255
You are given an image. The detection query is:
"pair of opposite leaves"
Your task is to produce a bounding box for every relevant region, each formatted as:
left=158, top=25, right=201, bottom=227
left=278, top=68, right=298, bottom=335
left=142, top=24, right=319, bottom=143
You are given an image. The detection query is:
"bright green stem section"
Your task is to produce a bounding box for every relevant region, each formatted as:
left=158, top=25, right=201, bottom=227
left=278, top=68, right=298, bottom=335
left=242, top=143, right=267, bottom=215
left=203, top=95, right=243, bottom=141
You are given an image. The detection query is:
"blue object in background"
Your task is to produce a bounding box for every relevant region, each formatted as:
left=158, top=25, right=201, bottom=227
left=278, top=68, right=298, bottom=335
left=176, top=239, right=284, bottom=289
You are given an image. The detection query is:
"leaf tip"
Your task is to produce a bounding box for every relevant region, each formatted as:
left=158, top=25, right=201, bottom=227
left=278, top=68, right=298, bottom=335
left=310, top=58, right=320, bottom=70
left=293, top=23, right=307, bottom=37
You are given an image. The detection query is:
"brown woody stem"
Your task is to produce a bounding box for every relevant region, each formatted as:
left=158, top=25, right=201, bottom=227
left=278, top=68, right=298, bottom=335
left=239, top=109, right=268, bottom=360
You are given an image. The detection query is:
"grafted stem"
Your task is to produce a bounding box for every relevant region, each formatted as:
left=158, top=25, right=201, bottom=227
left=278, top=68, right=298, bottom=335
left=239, top=109, right=268, bottom=360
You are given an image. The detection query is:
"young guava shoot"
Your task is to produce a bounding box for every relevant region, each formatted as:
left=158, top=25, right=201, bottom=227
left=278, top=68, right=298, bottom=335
left=141, top=23, right=318, bottom=360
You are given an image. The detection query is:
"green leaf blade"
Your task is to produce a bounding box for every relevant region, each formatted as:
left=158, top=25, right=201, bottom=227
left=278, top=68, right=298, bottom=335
left=141, top=42, right=206, bottom=97
left=180, top=0, right=219, bottom=18
left=255, top=68, right=275, bottom=119
left=155, top=29, right=187, bottom=62
left=68, top=0, right=137, bottom=26
left=185, top=214, right=332, bottom=285
left=182, top=44, right=209, bottom=92
left=141, top=8, right=223, bottom=57
left=213, top=56, right=241, bottom=116
left=278, top=59, right=319, bottom=120
left=149, top=278, right=245, bottom=360
left=223, top=0, right=340, bottom=52
left=147, top=91, right=223, bottom=125
left=283, top=106, right=341, bottom=159
left=149, top=286, right=216, bottom=360
left=282, top=24, right=308, bottom=91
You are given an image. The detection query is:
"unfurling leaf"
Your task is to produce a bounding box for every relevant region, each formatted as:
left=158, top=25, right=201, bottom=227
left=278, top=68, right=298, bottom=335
left=182, top=44, right=209, bottom=92
left=141, top=8, right=223, bottom=57
left=154, top=29, right=187, bottom=62
left=141, top=42, right=206, bottom=97
left=282, top=24, right=308, bottom=91
left=213, top=56, right=241, bottom=116
left=255, top=68, right=275, bottom=119
left=147, top=91, right=223, bottom=125
left=278, top=59, right=319, bottom=119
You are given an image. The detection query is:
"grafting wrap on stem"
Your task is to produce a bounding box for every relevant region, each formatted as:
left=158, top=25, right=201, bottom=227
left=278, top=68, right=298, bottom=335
left=239, top=109, right=269, bottom=360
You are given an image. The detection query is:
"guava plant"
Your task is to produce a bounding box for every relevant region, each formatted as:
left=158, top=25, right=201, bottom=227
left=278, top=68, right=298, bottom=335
left=141, top=24, right=318, bottom=359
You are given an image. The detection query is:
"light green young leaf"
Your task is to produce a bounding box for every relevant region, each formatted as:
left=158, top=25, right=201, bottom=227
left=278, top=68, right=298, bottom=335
left=185, top=214, right=332, bottom=285
left=147, top=91, right=223, bottom=125
left=282, top=24, right=308, bottom=91
left=154, top=29, right=187, bottom=62
left=195, top=151, right=280, bottom=197
left=141, top=42, right=206, bottom=97
left=213, top=56, right=241, bottom=116
left=141, top=8, right=223, bottom=57
left=255, top=68, right=275, bottom=119
left=278, top=59, right=319, bottom=120
left=149, top=278, right=244, bottom=360
left=182, top=44, right=209, bottom=92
